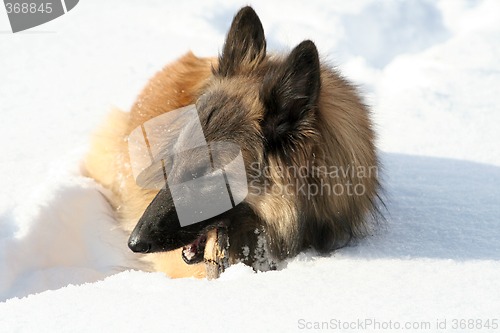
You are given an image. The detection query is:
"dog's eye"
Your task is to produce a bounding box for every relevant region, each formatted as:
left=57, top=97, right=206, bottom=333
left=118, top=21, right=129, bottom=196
left=205, top=108, right=217, bottom=126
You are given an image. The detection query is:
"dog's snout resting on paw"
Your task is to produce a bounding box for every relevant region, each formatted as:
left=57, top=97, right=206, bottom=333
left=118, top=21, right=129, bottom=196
left=85, top=6, right=381, bottom=279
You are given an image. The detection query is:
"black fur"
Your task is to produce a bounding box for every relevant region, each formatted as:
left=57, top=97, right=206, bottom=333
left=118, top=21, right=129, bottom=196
left=261, top=40, right=321, bottom=155
left=217, top=6, right=266, bottom=77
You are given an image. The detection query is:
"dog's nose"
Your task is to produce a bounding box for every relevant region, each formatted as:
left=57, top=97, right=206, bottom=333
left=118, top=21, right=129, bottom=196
left=128, top=236, right=151, bottom=253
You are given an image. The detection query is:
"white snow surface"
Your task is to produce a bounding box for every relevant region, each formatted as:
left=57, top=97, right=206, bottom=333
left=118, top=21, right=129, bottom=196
left=1, top=0, right=500, bottom=332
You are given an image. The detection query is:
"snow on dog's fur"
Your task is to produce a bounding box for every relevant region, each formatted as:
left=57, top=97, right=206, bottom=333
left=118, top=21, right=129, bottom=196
left=85, top=6, right=381, bottom=278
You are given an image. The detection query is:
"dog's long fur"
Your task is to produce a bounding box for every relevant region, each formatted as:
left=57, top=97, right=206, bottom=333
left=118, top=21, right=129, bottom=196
left=85, top=7, right=380, bottom=278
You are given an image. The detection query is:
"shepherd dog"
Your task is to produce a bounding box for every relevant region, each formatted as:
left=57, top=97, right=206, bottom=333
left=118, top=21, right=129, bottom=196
left=84, top=6, right=380, bottom=279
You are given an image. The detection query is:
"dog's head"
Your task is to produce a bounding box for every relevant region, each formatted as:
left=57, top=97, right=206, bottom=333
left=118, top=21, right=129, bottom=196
left=128, top=6, right=322, bottom=264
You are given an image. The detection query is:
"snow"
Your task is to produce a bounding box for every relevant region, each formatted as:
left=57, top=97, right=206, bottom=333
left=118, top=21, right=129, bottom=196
left=1, top=0, right=500, bottom=331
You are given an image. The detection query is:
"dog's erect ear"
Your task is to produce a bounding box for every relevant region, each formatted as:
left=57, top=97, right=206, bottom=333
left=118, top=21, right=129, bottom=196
left=218, top=6, right=266, bottom=77
left=261, top=40, right=321, bottom=151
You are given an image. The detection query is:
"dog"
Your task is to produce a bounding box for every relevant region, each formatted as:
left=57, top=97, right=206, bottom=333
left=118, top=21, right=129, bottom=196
left=85, top=6, right=380, bottom=279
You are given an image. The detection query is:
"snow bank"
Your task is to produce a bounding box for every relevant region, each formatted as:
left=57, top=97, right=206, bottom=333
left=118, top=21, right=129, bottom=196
left=0, top=156, right=143, bottom=301
left=2, top=259, right=500, bottom=332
